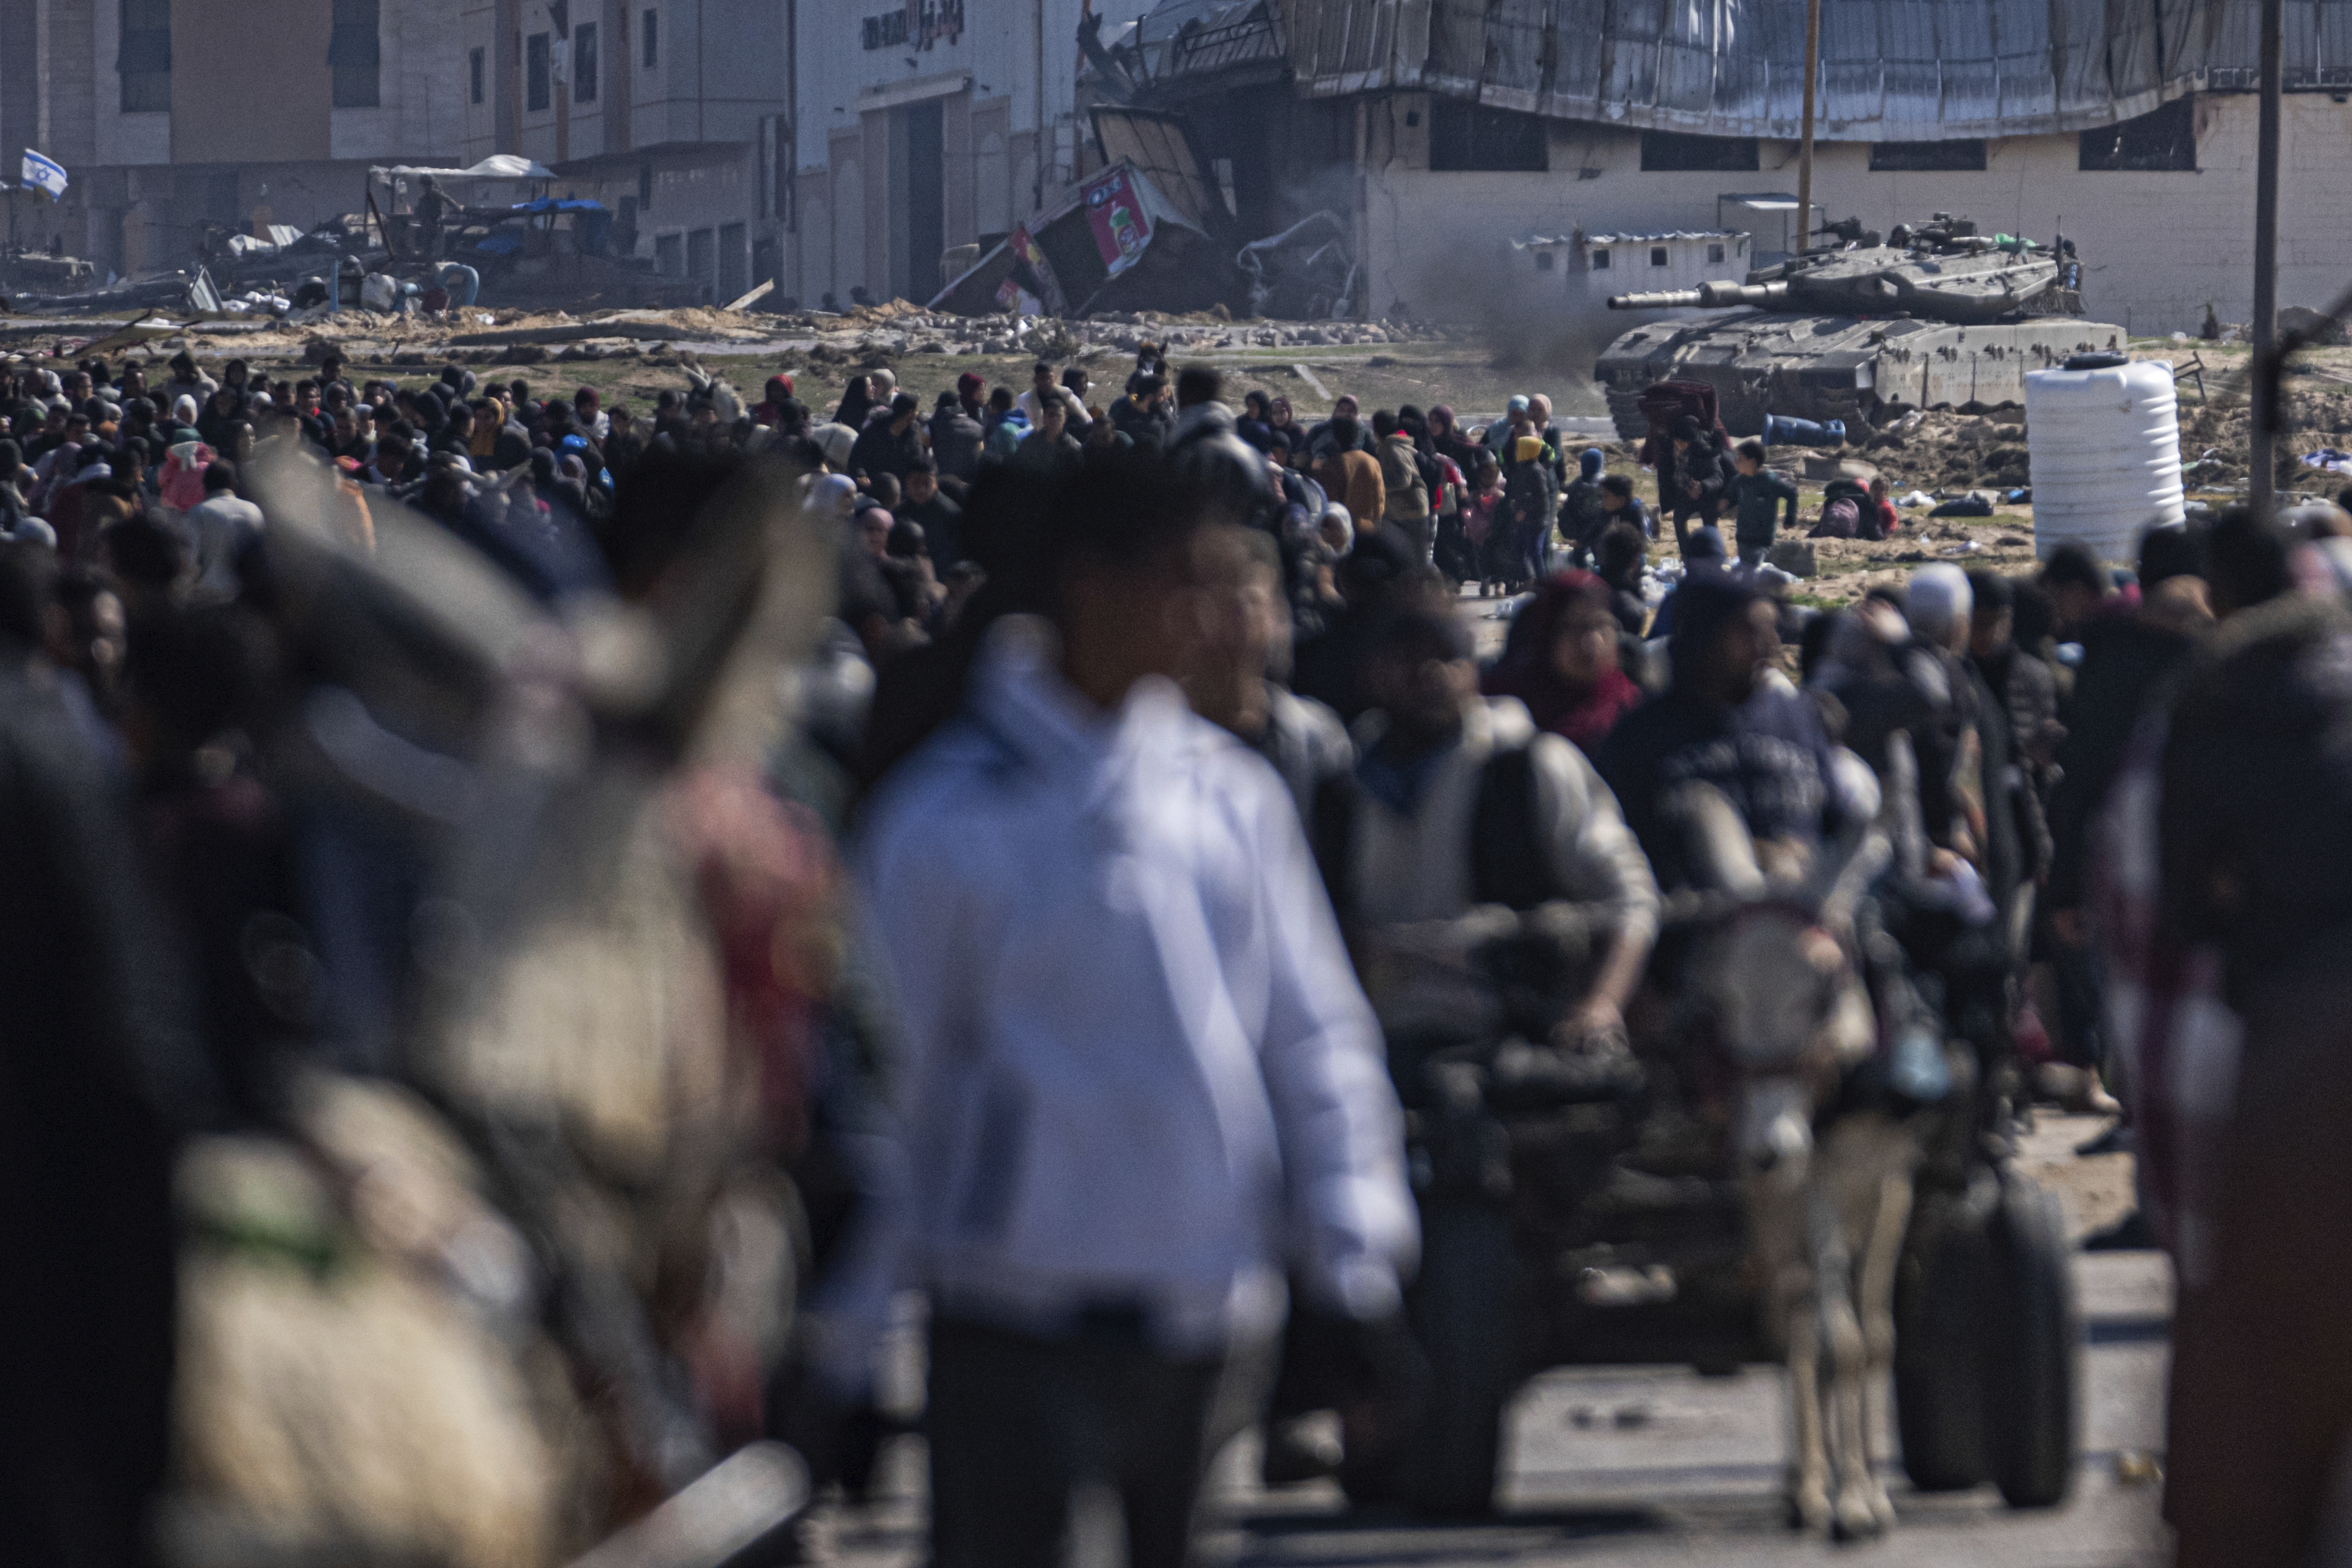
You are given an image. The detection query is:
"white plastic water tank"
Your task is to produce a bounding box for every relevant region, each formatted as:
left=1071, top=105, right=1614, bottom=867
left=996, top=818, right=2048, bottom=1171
left=2025, top=355, right=2185, bottom=561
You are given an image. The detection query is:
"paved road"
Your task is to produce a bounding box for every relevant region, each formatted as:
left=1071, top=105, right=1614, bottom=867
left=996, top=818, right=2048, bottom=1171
left=833, top=1116, right=2174, bottom=1567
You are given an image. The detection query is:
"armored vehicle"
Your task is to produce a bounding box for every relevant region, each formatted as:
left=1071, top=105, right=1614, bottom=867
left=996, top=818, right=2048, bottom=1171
left=1594, top=214, right=2127, bottom=439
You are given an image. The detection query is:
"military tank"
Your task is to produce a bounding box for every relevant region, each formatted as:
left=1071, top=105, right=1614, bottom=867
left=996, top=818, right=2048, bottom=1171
left=1594, top=214, right=2127, bottom=440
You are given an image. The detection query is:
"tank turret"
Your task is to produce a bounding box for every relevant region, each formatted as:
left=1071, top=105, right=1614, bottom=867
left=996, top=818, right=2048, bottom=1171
left=1607, top=221, right=2079, bottom=326
left=1594, top=215, right=2113, bottom=438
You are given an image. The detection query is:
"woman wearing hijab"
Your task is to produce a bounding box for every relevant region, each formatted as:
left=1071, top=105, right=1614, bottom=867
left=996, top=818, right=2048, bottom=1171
left=1483, top=571, right=1646, bottom=753
left=163, top=395, right=203, bottom=448
left=1428, top=405, right=1484, bottom=485
left=1237, top=390, right=1276, bottom=449
left=833, top=374, right=875, bottom=431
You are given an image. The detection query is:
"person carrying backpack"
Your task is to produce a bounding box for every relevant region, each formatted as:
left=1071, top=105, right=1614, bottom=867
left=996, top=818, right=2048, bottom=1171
left=1373, top=410, right=1432, bottom=559
left=1559, top=447, right=1610, bottom=563
left=1501, top=435, right=1558, bottom=591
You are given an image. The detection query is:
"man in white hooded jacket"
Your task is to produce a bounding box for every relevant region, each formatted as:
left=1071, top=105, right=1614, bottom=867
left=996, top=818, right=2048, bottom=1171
left=830, top=451, right=1416, bottom=1568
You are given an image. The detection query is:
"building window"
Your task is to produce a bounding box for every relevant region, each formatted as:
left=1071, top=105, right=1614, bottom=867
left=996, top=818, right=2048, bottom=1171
left=1639, top=131, right=1758, bottom=172
left=573, top=22, right=598, bottom=102
left=118, top=0, right=172, bottom=113
left=1427, top=101, right=1547, bottom=172
left=2081, top=97, right=2197, bottom=171
left=329, top=0, right=382, bottom=109
left=639, top=162, right=654, bottom=210
left=1707, top=242, right=1726, bottom=263
left=688, top=227, right=716, bottom=294
left=1871, top=139, right=1986, bottom=171
left=470, top=45, right=485, bottom=104
left=1591, top=248, right=1610, bottom=270
left=1649, top=246, right=1669, bottom=266
left=654, top=232, right=683, bottom=276
left=1534, top=250, right=1555, bottom=272
left=527, top=32, right=550, bottom=111
left=643, top=9, right=659, bottom=69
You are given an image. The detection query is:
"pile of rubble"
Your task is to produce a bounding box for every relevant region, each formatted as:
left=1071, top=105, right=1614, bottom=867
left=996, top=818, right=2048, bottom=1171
left=794, top=302, right=1442, bottom=358
left=1859, top=408, right=2035, bottom=493
left=1853, top=379, right=2352, bottom=499
left=3, top=293, right=1450, bottom=376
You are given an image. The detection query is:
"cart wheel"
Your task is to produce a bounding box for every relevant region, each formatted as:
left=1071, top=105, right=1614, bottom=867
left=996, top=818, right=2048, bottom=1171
left=1401, top=1203, right=1519, bottom=1518
left=1987, top=1175, right=2079, bottom=1508
left=1894, top=1187, right=1993, bottom=1492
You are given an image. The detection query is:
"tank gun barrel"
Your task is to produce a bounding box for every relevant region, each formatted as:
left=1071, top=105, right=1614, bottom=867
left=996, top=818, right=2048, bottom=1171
left=1698, top=281, right=1789, bottom=308
left=1607, top=288, right=1706, bottom=310
left=1607, top=280, right=1789, bottom=311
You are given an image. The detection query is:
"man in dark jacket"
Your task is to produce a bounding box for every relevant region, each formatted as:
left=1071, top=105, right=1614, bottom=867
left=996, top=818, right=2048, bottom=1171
left=1660, top=417, right=1735, bottom=555
left=2046, top=525, right=2209, bottom=925
left=1109, top=373, right=1174, bottom=450
left=897, top=457, right=965, bottom=569
left=928, top=392, right=985, bottom=485
left=1968, top=572, right=2055, bottom=896
left=1599, top=570, right=1838, bottom=890
left=848, top=392, right=927, bottom=485
left=1167, top=366, right=1276, bottom=531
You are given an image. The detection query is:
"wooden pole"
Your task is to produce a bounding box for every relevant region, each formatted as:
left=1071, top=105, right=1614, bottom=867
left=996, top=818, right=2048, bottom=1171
left=1796, top=0, right=1822, bottom=256
left=2251, top=0, right=2284, bottom=517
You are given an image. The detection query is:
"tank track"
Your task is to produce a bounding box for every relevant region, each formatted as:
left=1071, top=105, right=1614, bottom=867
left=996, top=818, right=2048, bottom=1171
left=1605, top=384, right=1651, bottom=443
left=1601, top=375, right=1881, bottom=440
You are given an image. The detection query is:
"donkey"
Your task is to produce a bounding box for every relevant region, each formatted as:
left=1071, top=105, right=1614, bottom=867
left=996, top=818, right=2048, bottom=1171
left=163, top=439, right=834, bottom=1564
left=1666, top=778, right=1928, bottom=1540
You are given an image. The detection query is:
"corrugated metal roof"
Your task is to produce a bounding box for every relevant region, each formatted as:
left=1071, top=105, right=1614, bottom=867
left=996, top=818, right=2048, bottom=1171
left=1255, top=0, right=2352, bottom=138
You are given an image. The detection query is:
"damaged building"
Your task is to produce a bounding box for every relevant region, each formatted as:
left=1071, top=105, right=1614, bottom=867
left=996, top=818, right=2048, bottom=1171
left=1082, top=0, right=2352, bottom=336
left=0, top=0, right=461, bottom=281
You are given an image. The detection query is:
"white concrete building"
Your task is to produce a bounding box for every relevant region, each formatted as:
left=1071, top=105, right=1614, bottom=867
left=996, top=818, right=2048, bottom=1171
left=1123, top=0, right=2352, bottom=336
left=1343, top=90, right=2351, bottom=337
left=455, top=0, right=789, bottom=302
left=0, top=0, right=462, bottom=278
left=782, top=0, right=1159, bottom=309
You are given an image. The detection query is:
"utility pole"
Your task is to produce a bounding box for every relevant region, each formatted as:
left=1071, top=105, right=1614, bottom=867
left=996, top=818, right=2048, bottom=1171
left=1796, top=0, right=1821, bottom=256
left=2251, top=0, right=2284, bottom=516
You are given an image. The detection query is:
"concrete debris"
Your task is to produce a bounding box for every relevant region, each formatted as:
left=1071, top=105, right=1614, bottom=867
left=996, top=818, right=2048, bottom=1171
left=724, top=278, right=777, bottom=312
left=1237, top=211, right=1357, bottom=322
left=0, top=291, right=1445, bottom=376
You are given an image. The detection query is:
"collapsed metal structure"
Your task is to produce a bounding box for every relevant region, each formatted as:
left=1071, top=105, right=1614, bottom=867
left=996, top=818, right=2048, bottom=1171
left=1120, top=0, right=2352, bottom=139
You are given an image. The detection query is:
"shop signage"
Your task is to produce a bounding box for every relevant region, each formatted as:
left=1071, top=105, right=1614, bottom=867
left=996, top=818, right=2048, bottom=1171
left=862, top=0, right=963, bottom=51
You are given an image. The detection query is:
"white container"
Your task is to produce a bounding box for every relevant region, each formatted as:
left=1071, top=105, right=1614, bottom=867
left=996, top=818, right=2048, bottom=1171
left=2025, top=357, right=2186, bottom=562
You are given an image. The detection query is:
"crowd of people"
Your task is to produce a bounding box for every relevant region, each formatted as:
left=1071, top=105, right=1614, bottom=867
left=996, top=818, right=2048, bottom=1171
left=1, top=332, right=2345, bottom=1568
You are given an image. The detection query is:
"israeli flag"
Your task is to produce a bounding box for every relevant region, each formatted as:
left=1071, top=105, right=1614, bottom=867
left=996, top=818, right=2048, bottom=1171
left=21, top=149, right=67, bottom=202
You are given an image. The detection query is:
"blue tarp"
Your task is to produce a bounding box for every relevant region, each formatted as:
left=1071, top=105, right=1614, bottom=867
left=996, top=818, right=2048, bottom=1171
left=509, top=197, right=607, bottom=214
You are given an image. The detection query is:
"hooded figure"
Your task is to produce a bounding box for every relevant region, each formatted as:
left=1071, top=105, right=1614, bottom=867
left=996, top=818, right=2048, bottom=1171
left=1561, top=448, right=1609, bottom=560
